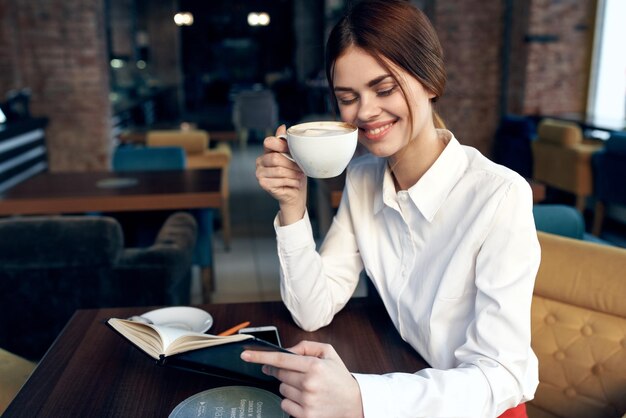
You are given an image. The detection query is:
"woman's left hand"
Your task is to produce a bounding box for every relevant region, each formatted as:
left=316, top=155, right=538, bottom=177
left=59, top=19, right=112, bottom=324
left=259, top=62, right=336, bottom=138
left=241, top=340, right=364, bottom=418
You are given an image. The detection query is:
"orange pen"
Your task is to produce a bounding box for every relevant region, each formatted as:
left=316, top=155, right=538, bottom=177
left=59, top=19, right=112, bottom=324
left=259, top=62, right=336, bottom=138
left=217, top=321, right=251, bottom=336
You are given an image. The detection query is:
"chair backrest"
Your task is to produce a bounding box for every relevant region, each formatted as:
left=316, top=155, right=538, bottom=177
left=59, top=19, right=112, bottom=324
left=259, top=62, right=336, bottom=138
left=530, top=232, right=626, bottom=418
left=532, top=204, right=585, bottom=239
left=0, top=213, right=198, bottom=360
left=0, top=216, right=123, bottom=360
left=536, top=118, right=583, bottom=147
left=146, top=130, right=209, bottom=155
left=605, top=131, right=626, bottom=155
left=232, top=89, right=279, bottom=131
left=112, top=146, right=186, bottom=171
left=492, top=114, right=537, bottom=178
left=592, top=131, right=626, bottom=205
left=531, top=119, right=599, bottom=204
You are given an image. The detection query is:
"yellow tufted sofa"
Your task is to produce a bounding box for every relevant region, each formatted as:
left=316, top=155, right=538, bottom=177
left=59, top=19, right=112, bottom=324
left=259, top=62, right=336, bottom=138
left=527, top=232, right=626, bottom=418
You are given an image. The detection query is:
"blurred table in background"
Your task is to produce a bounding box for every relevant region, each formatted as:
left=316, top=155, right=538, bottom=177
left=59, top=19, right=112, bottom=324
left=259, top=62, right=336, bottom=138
left=0, top=169, right=222, bottom=215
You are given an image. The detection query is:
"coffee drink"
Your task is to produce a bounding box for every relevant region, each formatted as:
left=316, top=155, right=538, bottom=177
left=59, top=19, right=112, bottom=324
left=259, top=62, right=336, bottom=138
left=279, top=121, right=358, bottom=178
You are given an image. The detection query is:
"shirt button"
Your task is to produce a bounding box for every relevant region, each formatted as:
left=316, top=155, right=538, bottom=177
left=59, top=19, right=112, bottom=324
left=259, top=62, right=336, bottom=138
left=564, top=387, right=576, bottom=398
left=545, top=315, right=556, bottom=325
left=554, top=351, right=565, bottom=361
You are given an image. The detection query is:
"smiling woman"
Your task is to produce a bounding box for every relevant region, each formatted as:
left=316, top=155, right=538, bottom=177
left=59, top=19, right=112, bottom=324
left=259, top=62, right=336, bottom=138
left=251, top=1, right=539, bottom=417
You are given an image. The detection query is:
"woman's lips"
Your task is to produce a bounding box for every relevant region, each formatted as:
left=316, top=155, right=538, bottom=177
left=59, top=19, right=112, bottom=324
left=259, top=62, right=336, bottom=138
left=360, top=121, right=395, bottom=141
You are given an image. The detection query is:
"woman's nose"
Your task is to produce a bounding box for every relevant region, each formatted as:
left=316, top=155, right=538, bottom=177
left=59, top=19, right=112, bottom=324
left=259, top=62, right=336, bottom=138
left=357, top=94, right=381, bottom=121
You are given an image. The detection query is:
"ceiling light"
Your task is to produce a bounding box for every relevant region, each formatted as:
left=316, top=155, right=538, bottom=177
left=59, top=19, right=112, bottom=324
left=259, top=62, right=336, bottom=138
left=110, top=59, right=125, bottom=68
left=247, top=12, right=270, bottom=27
left=174, top=12, right=194, bottom=26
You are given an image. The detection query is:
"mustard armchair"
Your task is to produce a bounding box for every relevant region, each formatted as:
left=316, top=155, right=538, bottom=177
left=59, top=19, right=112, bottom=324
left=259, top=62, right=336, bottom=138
left=531, top=119, right=603, bottom=211
left=528, top=232, right=626, bottom=418
left=0, top=347, right=36, bottom=415
left=146, top=129, right=232, bottom=252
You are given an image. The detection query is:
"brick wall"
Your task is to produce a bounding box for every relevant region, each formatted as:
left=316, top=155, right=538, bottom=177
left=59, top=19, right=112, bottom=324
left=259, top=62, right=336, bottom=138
left=521, top=0, right=595, bottom=115
left=432, top=0, right=594, bottom=157
left=0, top=0, right=111, bottom=172
left=434, top=0, right=504, bottom=155
left=0, top=0, right=597, bottom=168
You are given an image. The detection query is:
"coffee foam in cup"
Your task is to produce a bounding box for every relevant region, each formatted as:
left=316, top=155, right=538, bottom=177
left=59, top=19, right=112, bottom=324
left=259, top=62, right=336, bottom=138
left=289, top=127, right=352, bottom=137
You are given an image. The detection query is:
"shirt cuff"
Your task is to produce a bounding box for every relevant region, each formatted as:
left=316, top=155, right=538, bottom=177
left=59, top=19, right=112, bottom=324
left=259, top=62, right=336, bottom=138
left=353, top=373, right=394, bottom=418
left=274, top=209, right=315, bottom=250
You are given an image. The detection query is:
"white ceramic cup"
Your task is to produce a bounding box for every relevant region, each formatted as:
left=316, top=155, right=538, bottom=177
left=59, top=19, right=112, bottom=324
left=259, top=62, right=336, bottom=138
left=278, top=121, right=358, bottom=178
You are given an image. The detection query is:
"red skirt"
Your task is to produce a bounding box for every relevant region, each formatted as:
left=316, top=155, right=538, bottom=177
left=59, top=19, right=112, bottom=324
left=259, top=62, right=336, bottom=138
left=498, top=403, right=527, bottom=418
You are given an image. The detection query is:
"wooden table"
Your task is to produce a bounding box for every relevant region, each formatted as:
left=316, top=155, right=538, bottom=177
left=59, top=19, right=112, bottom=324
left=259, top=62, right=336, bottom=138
left=0, top=169, right=222, bottom=215
left=3, top=299, right=427, bottom=417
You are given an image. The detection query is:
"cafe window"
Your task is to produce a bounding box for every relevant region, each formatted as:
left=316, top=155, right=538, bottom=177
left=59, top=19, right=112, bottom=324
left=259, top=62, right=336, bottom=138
left=587, top=0, right=626, bottom=130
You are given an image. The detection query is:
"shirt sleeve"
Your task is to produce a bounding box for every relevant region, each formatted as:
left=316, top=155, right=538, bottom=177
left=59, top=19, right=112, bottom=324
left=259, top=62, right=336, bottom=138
left=354, top=177, right=540, bottom=417
left=275, top=190, right=364, bottom=331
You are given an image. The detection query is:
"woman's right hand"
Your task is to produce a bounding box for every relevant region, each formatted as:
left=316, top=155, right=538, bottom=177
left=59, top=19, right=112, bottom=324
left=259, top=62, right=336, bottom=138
left=256, top=125, right=308, bottom=225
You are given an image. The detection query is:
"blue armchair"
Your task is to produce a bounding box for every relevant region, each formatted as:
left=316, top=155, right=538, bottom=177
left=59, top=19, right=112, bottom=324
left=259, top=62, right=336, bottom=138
left=0, top=212, right=197, bottom=360
left=112, top=145, right=186, bottom=171
left=492, top=114, right=537, bottom=179
left=592, top=131, right=626, bottom=236
left=111, top=145, right=217, bottom=300
left=532, top=204, right=585, bottom=239
left=533, top=203, right=610, bottom=245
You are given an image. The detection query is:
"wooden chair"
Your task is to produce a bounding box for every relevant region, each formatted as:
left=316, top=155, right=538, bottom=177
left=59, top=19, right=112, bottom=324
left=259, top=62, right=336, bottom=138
left=145, top=130, right=232, bottom=301
left=146, top=130, right=232, bottom=252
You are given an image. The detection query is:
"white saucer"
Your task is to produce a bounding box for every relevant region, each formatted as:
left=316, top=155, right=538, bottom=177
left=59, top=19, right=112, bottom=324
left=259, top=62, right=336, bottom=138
left=140, top=306, right=213, bottom=333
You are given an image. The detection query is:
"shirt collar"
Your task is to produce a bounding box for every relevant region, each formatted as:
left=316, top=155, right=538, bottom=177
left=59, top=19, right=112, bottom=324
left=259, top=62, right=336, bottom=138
left=375, top=130, right=468, bottom=222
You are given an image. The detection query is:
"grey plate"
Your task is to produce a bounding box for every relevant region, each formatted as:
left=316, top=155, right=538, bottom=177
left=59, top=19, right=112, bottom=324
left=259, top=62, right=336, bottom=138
left=169, top=386, right=287, bottom=418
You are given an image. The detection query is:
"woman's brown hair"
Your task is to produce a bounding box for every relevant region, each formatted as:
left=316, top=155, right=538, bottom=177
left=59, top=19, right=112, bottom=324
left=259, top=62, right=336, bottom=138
left=325, top=0, right=446, bottom=129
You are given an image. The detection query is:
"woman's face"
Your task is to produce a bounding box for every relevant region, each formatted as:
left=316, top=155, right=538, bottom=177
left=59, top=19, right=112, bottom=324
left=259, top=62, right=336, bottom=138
left=332, top=46, right=436, bottom=158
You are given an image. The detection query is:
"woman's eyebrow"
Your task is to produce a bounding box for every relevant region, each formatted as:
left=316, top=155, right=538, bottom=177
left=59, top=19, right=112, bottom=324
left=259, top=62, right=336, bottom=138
left=367, top=74, right=392, bottom=87
left=334, top=74, right=393, bottom=92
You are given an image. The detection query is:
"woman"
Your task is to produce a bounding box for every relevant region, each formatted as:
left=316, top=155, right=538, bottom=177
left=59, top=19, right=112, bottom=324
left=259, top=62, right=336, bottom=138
left=245, top=1, right=540, bottom=417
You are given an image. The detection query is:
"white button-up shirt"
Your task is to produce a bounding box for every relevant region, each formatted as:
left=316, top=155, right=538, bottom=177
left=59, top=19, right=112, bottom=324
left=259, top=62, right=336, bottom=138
left=274, top=130, right=540, bottom=417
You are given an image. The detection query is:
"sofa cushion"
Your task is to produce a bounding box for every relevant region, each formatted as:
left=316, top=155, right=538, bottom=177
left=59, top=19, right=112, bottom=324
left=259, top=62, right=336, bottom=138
left=526, top=402, right=561, bottom=418
left=530, top=232, right=626, bottom=418
left=535, top=232, right=626, bottom=317
left=531, top=295, right=626, bottom=418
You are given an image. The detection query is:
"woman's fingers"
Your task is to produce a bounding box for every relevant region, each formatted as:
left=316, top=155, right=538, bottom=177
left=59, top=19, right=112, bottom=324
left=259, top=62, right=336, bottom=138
left=263, top=127, right=290, bottom=154
left=288, top=340, right=336, bottom=358
left=242, top=342, right=363, bottom=418
left=275, top=124, right=287, bottom=137
left=242, top=349, right=311, bottom=373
